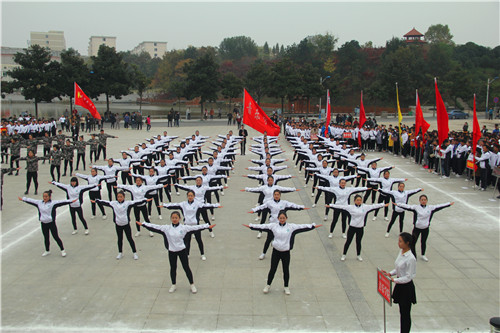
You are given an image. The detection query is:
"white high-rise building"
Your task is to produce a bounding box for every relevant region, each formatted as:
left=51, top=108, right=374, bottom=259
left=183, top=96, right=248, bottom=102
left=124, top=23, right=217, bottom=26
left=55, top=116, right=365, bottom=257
left=88, top=36, right=116, bottom=57
left=30, top=30, right=66, bottom=51
left=131, top=41, right=167, bottom=59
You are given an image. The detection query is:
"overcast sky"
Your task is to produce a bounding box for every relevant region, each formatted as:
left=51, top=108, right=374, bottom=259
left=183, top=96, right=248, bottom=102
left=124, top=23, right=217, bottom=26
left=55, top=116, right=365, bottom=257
left=1, top=1, right=499, bottom=55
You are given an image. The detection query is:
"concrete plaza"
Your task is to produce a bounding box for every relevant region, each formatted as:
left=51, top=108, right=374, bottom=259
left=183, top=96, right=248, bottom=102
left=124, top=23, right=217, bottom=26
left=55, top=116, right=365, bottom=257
left=1, top=119, right=498, bottom=332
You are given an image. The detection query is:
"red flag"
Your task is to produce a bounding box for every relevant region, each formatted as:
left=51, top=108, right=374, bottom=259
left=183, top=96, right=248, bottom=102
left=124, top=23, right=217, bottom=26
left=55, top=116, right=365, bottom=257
left=434, top=78, right=449, bottom=145
left=415, top=90, right=430, bottom=136
left=74, top=82, right=101, bottom=120
left=358, top=90, right=366, bottom=147
left=325, top=89, right=331, bottom=135
left=243, top=89, right=280, bottom=136
left=472, top=94, right=481, bottom=162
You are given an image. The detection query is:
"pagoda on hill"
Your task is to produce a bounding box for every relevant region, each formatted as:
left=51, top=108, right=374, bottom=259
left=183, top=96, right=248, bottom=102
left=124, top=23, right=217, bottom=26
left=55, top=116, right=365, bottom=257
left=404, top=28, right=426, bottom=44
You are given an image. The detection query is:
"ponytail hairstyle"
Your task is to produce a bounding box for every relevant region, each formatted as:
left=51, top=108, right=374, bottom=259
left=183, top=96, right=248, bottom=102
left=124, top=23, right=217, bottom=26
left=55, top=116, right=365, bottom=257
left=399, top=232, right=413, bottom=246
left=117, top=190, right=126, bottom=198
left=44, top=189, right=53, bottom=198
left=70, top=177, right=79, bottom=186
left=187, top=190, right=195, bottom=197
left=353, top=194, right=362, bottom=201
left=419, top=194, right=428, bottom=201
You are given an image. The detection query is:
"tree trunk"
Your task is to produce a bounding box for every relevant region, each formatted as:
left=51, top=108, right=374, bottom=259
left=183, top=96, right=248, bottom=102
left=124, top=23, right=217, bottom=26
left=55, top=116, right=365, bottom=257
left=34, top=100, right=39, bottom=119
left=281, top=97, right=284, bottom=115
left=178, top=98, right=181, bottom=112
left=106, top=94, right=110, bottom=113
left=200, top=101, right=204, bottom=119
left=69, top=97, right=73, bottom=113
left=139, top=92, right=143, bottom=111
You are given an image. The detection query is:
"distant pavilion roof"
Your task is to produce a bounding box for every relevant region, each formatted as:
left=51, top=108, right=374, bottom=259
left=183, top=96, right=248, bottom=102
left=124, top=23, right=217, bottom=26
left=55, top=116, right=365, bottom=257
left=404, top=28, right=424, bottom=37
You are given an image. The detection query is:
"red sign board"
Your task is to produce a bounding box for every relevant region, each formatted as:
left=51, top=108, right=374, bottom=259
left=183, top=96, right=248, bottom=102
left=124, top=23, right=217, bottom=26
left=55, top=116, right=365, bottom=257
left=466, top=160, right=478, bottom=171
left=343, top=132, right=353, bottom=139
left=377, top=269, right=392, bottom=305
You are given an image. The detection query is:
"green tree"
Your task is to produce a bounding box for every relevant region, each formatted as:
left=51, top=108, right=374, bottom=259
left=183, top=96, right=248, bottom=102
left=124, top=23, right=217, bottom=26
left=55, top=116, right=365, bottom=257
left=245, top=59, right=270, bottom=104
left=183, top=53, right=220, bottom=114
left=3, top=45, right=61, bottom=118
left=221, top=72, right=243, bottom=111
left=131, top=65, right=151, bottom=112
left=90, top=45, right=133, bottom=113
left=60, top=48, right=89, bottom=111
left=299, top=63, right=322, bottom=114
left=267, top=58, right=301, bottom=112
left=263, top=42, right=270, bottom=58
left=219, top=36, right=258, bottom=61
left=425, top=24, right=454, bottom=45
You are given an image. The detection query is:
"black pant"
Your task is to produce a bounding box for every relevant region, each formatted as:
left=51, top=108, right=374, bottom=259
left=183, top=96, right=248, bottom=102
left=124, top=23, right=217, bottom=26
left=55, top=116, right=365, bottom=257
left=69, top=206, right=88, bottom=230
left=89, top=150, right=97, bottom=163
left=106, top=181, right=118, bottom=201
left=115, top=223, right=136, bottom=253
left=121, top=172, right=132, bottom=185
left=63, top=159, right=73, bottom=175
left=89, top=191, right=106, bottom=216
left=50, top=165, right=61, bottom=182
left=263, top=231, right=274, bottom=254
left=387, top=211, right=405, bottom=233
left=363, top=183, right=378, bottom=203
left=146, top=193, right=161, bottom=216
left=41, top=221, right=64, bottom=251
left=330, top=209, right=347, bottom=234
left=169, top=249, right=193, bottom=284
left=374, top=193, right=389, bottom=217
left=75, top=153, right=86, bottom=170
left=267, top=249, right=290, bottom=287
left=185, top=229, right=204, bottom=255
left=411, top=227, right=429, bottom=256
left=343, top=226, right=364, bottom=255
left=97, top=145, right=106, bottom=160
left=240, top=141, right=246, bottom=155
left=399, top=302, right=412, bottom=333
left=134, top=205, right=150, bottom=231
left=10, top=155, right=19, bottom=172
left=26, top=171, right=38, bottom=192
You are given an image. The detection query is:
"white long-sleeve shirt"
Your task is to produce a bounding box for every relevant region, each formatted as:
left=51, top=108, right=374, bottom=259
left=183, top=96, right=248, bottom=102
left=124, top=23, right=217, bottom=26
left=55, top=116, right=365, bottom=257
left=76, top=173, right=116, bottom=192
left=162, top=201, right=219, bottom=225
left=51, top=181, right=97, bottom=208
left=97, top=199, right=146, bottom=226
left=176, top=184, right=223, bottom=203
left=329, top=203, right=385, bottom=228
left=117, top=184, right=164, bottom=206
left=378, top=188, right=422, bottom=213
left=390, top=249, right=417, bottom=284
left=141, top=222, right=209, bottom=252
left=249, top=222, right=315, bottom=251
left=93, top=165, right=129, bottom=183
left=397, top=202, right=451, bottom=229
left=252, top=199, right=304, bottom=223
left=320, top=186, right=368, bottom=205
left=22, top=197, right=73, bottom=223
left=245, top=184, right=296, bottom=203
left=366, top=177, right=406, bottom=191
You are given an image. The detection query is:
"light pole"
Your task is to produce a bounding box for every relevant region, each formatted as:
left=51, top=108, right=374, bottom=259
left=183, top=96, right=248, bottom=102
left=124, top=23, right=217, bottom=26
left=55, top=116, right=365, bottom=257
left=485, top=76, right=499, bottom=119
left=318, top=76, right=331, bottom=118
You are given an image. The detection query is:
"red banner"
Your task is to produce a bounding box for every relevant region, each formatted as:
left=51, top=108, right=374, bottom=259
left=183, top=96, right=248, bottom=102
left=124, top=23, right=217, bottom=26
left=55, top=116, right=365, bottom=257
left=242, top=89, right=280, bottom=136
left=74, top=82, right=101, bottom=120
left=415, top=91, right=430, bottom=136
left=472, top=94, right=481, bottom=163
left=377, top=269, right=392, bottom=305
left=358, top=91, right=366, bottom=147
left=343, top=132, right=352, bottom=139
left=434, top=79, right=449, bottom=145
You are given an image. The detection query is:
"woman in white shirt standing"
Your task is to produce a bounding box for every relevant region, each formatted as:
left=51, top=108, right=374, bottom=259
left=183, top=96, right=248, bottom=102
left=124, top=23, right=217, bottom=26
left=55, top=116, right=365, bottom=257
left=244, top=211, right=321, bottom=295
left=382, top=232, right=416, bottom=333
left=138, top=211, right=215, bottom=294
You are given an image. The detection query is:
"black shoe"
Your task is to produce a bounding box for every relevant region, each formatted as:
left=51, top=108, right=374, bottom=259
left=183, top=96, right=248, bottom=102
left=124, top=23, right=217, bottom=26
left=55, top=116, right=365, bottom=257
left=15, top=172, right=19, bottom=176
left=34, top=191, right=38, bottom=195
left=24, top=191, right=28, bottom=195
left=62, top=173, right=67, bottom=177
left=75, top=168, right=79, bottom=171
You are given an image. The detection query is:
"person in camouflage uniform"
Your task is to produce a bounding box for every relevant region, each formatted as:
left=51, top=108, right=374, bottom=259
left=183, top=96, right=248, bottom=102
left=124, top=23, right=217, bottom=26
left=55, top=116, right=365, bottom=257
left=88, top=134, right=99, bottom=164
left=8, top=138, right=22, bottom=175
left=23, top=134, right=40, bottom=156
left=55, top=130, right=71, bottom=148
left=1, top=167, right=16, bottom=210
left=40, top=132, right=53, bottom=164
left=91, top=129, right=118, bottom=161
left=18, top=150, right=49, bottom=194
left=62, top=139, right=75, bottom=177
left=49, top=145, right=64, bottom=182
left=74, top=135, right=91, bottom=171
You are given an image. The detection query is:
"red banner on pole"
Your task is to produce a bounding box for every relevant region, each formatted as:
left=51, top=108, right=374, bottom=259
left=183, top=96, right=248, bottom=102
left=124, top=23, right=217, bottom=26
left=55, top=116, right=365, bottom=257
left=74, top=82, right=101, bottom=120
left=472, top=94, right=481, bottom=163
left=358, top=91, right=366, bottom=147
left=434, top=78, right=449, bottom=146
left=242, top=89, right=280, bottom=136
left=377, top=269, right=392, bottom=305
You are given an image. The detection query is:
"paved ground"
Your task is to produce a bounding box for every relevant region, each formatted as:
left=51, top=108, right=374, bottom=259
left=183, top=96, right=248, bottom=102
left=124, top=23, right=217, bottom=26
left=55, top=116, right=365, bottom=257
left=1, top=119, right=498, bottom=333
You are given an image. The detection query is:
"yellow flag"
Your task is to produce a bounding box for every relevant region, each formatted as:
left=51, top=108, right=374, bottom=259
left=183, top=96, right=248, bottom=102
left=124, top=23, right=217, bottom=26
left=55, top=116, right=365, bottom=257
left=396, top=84, right=403, bottom=147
